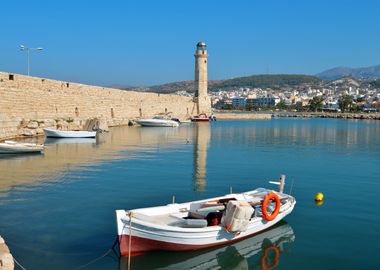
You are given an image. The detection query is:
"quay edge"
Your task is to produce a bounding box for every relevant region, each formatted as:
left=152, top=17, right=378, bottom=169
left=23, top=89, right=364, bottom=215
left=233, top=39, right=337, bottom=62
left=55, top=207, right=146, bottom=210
left=214, top=113, right=272, bottom=120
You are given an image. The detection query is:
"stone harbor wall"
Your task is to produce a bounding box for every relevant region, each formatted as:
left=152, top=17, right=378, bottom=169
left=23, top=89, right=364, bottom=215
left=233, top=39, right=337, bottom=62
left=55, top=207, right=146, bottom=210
left=0, top=72, right=197, bottom=140
left=0, top=236, right=14, bottom=270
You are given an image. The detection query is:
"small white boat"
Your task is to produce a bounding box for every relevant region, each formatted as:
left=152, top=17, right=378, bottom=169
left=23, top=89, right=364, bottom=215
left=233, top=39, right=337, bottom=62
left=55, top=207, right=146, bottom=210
left=137, top=116, right=179, bottom=127
left=0, top=140, right=44, bottom=154
left=43, top=128, right=96, bottom=138
left=116, top=175, right=295, bottom=256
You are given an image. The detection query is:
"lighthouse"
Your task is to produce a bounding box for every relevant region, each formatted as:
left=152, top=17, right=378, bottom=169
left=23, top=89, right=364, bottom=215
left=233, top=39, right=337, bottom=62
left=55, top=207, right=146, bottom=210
left=194, top=42, right=211, bottom=115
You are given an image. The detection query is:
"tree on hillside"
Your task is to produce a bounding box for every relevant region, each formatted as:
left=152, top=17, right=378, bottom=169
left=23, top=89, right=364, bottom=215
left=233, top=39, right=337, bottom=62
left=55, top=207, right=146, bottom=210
left=245, top=104, right=254, bottom=111
left=276, top=100, right=287, bottom=110
left=309, top=96, right=324, bottom=112
left=294, top=102, right=305, bottom=112
left=355, top=97, right=365, bottom=103
left=338, top=94, right=353, bottom=113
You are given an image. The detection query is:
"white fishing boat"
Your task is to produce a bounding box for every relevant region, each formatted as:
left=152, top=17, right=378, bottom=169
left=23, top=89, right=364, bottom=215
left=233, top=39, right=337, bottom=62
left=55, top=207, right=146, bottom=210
left=0, top=140, right=44, bottom=154
left=137, top=116, right=179, bottom=127
left=116, top=175, right=295, bottom=256
left=43, top=128, right=97, bottom=138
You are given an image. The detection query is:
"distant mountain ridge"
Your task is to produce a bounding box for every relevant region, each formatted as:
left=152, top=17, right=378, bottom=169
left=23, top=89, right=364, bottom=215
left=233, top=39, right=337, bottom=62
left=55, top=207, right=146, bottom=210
left=116, top=66, right=380, bottom=93
left=316, top=65, right=380, bottom=80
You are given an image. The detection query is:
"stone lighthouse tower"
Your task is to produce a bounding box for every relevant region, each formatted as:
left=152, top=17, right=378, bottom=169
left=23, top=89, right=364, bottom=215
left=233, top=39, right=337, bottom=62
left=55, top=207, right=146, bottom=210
left=194, top=42, right=211, bottom=115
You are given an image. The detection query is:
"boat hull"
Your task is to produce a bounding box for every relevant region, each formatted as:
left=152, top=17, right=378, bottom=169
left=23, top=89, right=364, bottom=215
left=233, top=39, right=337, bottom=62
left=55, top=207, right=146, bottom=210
left=191, top=113, right=210, bottom=122
left=43, top=128, right=96, bottom=138
left=118, top=222, right=279, bottom=256
left=118, top=222, right=294, bottom=269
left=0, top=146, right=43, bottom=154
left=0, top=141, right=44, bottom=154
left=137, top=119, right=179, bottom=127
left=191, top=118, right=209, bottom=122
left=116, top=200, right=295, bottom=256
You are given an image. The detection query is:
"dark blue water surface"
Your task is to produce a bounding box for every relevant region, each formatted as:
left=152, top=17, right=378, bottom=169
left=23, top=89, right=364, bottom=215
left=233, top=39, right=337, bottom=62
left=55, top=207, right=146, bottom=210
left=1, top=119, right=380, bottom=269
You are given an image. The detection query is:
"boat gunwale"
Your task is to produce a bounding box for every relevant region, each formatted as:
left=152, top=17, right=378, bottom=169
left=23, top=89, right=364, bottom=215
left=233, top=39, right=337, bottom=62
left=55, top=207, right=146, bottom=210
left=117, top=190, right=295, bottom=233
left=119, top=207, right=294, bottom=234
left=43, top=128, right=96, bottom=134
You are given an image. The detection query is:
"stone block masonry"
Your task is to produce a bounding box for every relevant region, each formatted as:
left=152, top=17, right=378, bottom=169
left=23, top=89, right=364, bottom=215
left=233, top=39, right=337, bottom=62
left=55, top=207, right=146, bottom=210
left=0, top=72, right=198, bottom=140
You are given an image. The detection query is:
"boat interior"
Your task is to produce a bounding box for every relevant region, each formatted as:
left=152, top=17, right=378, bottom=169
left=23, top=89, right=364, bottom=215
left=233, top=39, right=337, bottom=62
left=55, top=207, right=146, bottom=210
left=127, top=189, right=294, bottom=229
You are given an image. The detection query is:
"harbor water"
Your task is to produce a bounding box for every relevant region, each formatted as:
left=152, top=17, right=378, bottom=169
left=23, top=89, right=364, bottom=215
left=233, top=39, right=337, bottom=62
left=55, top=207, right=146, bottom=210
left=0, top=119, right=379, bottom=269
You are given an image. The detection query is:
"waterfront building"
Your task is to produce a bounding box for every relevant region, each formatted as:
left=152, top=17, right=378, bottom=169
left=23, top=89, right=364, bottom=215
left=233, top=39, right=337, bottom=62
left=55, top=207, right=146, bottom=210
left=323, top=102, right=341, bottom=112
left=255, top=97, right=279, bottom=106
left=232, top=97, right=247, bottom=108
left=246, top=98, right=256, bottom=107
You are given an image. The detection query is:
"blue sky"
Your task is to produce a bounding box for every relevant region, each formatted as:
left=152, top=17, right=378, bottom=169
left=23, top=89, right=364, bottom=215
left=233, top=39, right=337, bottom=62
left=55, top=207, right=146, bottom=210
left=1, top=0, right=379, bottom=86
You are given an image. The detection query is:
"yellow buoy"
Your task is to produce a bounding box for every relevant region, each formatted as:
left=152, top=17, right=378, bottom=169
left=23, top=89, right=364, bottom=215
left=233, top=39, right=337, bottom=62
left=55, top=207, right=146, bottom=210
left=314, top=192, right=324, bottom=201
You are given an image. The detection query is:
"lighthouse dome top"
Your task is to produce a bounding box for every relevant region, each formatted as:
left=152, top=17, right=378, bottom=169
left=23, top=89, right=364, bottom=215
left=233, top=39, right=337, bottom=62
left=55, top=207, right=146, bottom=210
left=196, top=42, right=207, bottom=51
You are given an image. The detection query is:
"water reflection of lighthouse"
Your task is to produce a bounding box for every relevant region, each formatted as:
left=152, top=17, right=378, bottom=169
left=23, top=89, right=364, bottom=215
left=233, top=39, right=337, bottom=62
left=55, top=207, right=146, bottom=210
left=193, top=122, right=210, bottom=192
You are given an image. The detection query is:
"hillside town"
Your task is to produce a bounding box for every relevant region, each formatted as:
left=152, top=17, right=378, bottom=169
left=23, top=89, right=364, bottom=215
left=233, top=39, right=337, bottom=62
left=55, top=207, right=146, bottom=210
left=175, top=77, right=380, bottom=113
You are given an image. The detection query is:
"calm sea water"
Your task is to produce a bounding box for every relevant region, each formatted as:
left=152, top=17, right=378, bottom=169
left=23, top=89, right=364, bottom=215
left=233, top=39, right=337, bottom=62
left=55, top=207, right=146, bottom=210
left=1, top=119, right=380, bottom=270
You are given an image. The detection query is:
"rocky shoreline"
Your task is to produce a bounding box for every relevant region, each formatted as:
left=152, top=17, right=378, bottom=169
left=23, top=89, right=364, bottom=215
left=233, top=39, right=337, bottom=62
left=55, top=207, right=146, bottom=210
left=0, top=117, right=108, bottom=141
left=0, top=236, right=14, bottom=270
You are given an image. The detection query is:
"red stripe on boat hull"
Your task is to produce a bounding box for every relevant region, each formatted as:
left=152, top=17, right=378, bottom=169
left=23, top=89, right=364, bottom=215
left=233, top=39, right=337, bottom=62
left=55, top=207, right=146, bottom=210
left=118, top=227, right=268, bottom=257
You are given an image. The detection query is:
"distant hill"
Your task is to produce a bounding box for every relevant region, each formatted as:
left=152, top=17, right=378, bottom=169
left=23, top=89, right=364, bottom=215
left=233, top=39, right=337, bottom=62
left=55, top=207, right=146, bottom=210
left=125, top=74, right=321, bottom=93
left=317, top=65, right=380, bottom=80
left=145, top=80, right=221, bottom=93
left=208, top=74, right=320, bottom=91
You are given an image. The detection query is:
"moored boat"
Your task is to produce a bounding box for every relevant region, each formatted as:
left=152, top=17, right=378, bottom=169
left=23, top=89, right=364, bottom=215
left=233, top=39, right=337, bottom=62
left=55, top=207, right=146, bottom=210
left=115, top=175, right=295, bottom=256
left=137, top=116, right=179, bottom=127
left=191, top=113, right=210, bottom=122
left=43, top=128, right=97, bottom=138
left=0, top=140, right=44, bottom=154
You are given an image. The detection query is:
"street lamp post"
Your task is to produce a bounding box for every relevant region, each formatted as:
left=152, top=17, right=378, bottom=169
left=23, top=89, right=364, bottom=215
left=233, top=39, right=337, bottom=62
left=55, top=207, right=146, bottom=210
left=20, top=45, right=43, bottom=76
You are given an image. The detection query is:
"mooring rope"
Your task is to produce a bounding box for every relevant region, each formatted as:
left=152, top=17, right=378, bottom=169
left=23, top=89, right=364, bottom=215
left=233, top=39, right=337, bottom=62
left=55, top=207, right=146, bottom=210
left=13, top=256, right=27, bottom=270
left=128, top=211, right=134, bottom=270
left=72, top=237, right=119, bottom=270
left=4, top=232, right=119, bottom=270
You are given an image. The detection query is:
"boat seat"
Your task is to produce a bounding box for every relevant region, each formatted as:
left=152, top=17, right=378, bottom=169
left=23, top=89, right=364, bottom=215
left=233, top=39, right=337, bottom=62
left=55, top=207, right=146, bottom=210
left=188, top=211, right=206, bottom=219
left=182, top=218, right=207, bottom=228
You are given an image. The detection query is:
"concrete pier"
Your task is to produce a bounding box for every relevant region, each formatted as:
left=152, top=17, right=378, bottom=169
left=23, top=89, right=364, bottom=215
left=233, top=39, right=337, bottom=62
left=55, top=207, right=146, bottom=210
left=214, top=113, right=272, bottom=120
left=0, top=236, right=14, bottom=270
left=273, top=112, right=380, bottom=120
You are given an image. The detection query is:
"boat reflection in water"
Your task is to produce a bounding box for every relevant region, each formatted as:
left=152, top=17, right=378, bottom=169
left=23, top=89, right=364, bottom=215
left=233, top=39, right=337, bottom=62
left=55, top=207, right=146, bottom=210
left=44, top=137, right=97, bottom=145
left=119, top=221, right=295, bottom=270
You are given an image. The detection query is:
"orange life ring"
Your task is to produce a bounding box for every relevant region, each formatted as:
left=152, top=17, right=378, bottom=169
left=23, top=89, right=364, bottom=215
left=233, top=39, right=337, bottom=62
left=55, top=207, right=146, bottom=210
left=261, top=245, right=280, bottom=270
left=262, top=192, right=280, bottom=221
